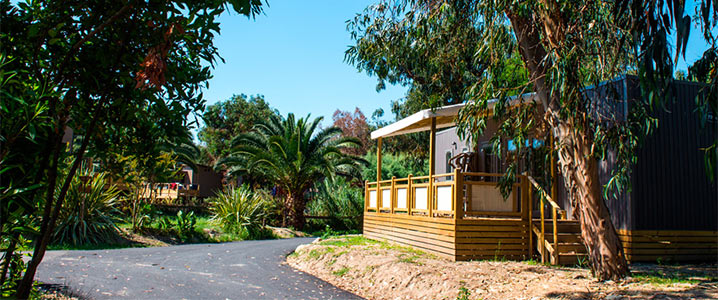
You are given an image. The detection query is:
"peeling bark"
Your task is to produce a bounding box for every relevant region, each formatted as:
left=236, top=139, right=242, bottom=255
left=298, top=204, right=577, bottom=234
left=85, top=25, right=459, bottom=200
left=555, top=122, right=629, bottom=280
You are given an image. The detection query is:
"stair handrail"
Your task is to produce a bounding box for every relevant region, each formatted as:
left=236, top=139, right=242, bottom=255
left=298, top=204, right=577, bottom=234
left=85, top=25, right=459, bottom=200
left=526, top=175, right=562, bottom=264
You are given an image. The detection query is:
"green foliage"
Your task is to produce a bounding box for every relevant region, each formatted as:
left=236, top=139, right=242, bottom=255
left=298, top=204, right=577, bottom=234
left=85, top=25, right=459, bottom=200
left=53, top=172, right=121, bottom=245
left=318, top=235, right=379, bottom=247
left=174, top=210, right=197, bottom=241
left=361, top=152, right=428, bottom=182
left=306, top=178, right=364, bottom=231
left=688, top=47, right=718, bottom=183
left=332, top=266, right=350, bottom=277
left=455, top=286, right=472, bottom=300
left=346, top=1, right=529, bottom=164
left=208, top=185, right=272, bottom=240
left=218, top=113, right=366, bottom=229
left=114, top=152, right=181, bottom=231
left=198, top=94, right=279, bottom=164
left=346, top=1, right=486, bottom=110
left=0, top=0, right=264, bottom=295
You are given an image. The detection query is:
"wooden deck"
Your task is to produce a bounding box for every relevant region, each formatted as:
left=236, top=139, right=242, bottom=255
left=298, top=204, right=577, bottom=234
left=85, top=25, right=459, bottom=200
left=363, top=170, right=541, bottom=261
left=363, top=170, right=717, bottom=264
left=141, top=183, right=200, bottom=204
left=364, top=213, right=531, bottom=260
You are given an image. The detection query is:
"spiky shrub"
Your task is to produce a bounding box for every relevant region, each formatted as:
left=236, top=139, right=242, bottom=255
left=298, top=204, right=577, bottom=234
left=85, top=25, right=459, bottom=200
left=53, top=173, right=121, bottom=245
left=306, top=177, right=364, bottom=231
left=208, top=185, right=271, bottom=239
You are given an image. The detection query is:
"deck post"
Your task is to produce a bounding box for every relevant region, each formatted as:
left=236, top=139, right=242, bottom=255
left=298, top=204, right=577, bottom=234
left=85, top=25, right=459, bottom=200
left=377, top=137, right=383, bottom=211
left=520, top=176, right=530, bottom=259
left=391, top=176, right=396, bottom=214
left=428, top=117, right=436, bottom=217
left=540, top=195, right=546, bottom=263
left=364, top=180, right=369, bottom=212
left=453, top=168, right=463, bottom=220
left=407, top=174, right=413, bottom=216
left=550, top=134, right=558, bottom=214
left=527, top=177, right=534, bottom=258
left=552, top=207, right=559, bottom=264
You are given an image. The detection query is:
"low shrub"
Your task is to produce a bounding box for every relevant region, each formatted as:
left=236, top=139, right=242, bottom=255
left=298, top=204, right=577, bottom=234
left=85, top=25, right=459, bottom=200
left=306, top=177, right=363, bottom=232
left=53, top=173, right=121, bottom=245
left=175, top=210, right=197, bottom=240
left=208, top=185, right=273, bottom=239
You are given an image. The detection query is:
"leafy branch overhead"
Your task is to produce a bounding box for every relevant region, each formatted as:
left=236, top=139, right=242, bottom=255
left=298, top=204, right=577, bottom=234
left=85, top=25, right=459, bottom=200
left=347, top=0, right=716, bottom=281
left=0, top=0, right=264, bottom=297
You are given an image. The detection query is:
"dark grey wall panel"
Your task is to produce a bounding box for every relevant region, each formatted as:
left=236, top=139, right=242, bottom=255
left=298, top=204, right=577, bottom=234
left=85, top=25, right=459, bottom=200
left=631, top=79, right=717, bottom=230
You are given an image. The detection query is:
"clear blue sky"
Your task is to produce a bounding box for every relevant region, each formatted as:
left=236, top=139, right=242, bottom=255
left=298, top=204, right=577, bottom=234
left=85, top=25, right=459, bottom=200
left=202, top=0, right=407, bottom=129
left=200, top=0, right=713, bottom=132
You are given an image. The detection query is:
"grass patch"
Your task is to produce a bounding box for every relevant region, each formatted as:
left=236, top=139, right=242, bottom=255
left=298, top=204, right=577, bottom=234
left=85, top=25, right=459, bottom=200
left=306, top=247, right=335, bottom=260
left=47, top=242, right=149, bottom=251
left=319, top=235, right=379, bottom=247
left=632, top=272, right=704, bottom=286
left=333, top=266, right=351, bottom=277
left=397, top=253, right=423, bottom=265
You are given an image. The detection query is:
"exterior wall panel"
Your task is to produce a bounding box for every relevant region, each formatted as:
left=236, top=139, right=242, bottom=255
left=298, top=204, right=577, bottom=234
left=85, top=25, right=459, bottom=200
left=631, top=80, right=717, bottom=231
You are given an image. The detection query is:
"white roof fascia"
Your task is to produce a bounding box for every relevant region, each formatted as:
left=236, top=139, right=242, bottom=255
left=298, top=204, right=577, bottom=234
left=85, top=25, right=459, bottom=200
left=369, top=93, right=537, bottom=140
left=370, top=103, right=465, bottom=139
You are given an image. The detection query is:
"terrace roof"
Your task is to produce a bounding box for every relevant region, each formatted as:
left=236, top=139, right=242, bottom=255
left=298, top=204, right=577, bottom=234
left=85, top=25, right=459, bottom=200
left=370, top=93, right=537, bottom=140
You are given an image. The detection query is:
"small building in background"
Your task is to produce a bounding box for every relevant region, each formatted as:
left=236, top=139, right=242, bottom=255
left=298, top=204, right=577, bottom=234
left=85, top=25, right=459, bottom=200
left=179, top=164, right=224, bottom=199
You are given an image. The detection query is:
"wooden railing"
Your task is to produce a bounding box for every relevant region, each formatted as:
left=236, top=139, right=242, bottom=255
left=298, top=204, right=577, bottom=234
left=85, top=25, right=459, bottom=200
left=365, top=169, right=527, bottom=220
left=527, top=175, right=566, bottom=263
left=142, top=183, right=200, bottom=203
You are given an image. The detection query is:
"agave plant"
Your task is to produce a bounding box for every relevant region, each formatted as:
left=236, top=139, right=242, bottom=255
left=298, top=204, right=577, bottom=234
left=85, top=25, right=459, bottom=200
left=208, top=185, right=270, bottom=239
left=53, top=172, right=121, bottom=245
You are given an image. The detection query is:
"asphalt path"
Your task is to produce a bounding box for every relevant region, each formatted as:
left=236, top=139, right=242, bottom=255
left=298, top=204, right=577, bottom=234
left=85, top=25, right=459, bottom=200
left=36, top=238, right=361, bottom=299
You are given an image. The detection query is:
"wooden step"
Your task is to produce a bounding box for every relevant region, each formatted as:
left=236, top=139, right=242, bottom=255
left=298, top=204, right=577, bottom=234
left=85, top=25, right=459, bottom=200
left=557, top=253, right=589, bottom=265
left=538, top=232, right=583, bottom=244
left=557, top=243, right=588, bottom=254
left=532, top=221, right=581, bottom=233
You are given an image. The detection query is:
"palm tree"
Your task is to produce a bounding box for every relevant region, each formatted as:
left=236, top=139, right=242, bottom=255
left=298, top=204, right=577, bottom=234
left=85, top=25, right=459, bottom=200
left=218, top=113, right=366, bottom=230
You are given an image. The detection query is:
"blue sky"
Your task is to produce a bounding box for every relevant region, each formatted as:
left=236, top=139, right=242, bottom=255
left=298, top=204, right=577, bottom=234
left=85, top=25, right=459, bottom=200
left=200, top=0, right=713, bottom=132
left=201, top=0, right=407, bottom=129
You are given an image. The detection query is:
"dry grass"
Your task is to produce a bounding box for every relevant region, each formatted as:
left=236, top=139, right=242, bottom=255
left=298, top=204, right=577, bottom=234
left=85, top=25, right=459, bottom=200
left=287, top=235, right=718, bottom=300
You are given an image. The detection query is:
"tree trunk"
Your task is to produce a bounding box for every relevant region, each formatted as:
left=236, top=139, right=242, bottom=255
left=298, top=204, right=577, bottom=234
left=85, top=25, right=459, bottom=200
left=506, top=8, right=628, bottom=280
left=0, top=232, right=20, bottom=286
left=555, top=124, right=629, bottom=280
left=16, top=108, right=99, bottom=298
left=287, top=192, right=306, bottom=230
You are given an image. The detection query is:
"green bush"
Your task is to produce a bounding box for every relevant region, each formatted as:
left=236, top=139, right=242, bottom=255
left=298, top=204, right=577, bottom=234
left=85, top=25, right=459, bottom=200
left=208, top=185, right=272, bottom=239
left=175, top=210, right=197, bottom=240
left=53, top=173, right=121, bottom=245
left=361, top=153, right=428, bottom=182
left=306, top=177, right=364, bottom=232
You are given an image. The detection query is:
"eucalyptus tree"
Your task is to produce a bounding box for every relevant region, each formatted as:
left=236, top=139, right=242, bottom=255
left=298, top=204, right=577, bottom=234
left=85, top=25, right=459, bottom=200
left=219, top=114, right=366, bottom=230
left=0, top=0, right=263, bottom=297
left=348, top=0, right=716, bottom=280
left=346, top=2, right=528, bottom=161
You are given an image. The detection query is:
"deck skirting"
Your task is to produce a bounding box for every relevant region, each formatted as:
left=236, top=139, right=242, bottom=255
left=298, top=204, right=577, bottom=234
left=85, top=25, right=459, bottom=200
left=617, top=229, right=718, bottom=263
left=363, top=212, right=530, bottom=261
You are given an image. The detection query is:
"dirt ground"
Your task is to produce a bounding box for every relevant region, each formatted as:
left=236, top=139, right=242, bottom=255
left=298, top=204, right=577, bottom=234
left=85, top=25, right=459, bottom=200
left=287, top=235, right=718, bottom=300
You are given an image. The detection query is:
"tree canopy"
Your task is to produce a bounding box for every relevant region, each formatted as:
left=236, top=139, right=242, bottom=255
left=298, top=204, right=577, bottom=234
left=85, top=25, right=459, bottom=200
left=332, top=107, right=371, bottom=156
left=198, top=94, right=279, bottom=163
left=347, top=0, right=716, bottom=280
left=0, top=0, right=263, bottom=296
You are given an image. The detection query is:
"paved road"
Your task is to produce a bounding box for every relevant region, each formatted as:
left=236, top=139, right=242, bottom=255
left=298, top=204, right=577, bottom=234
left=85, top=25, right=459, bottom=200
left=36, top=238, right=361, bottom=299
